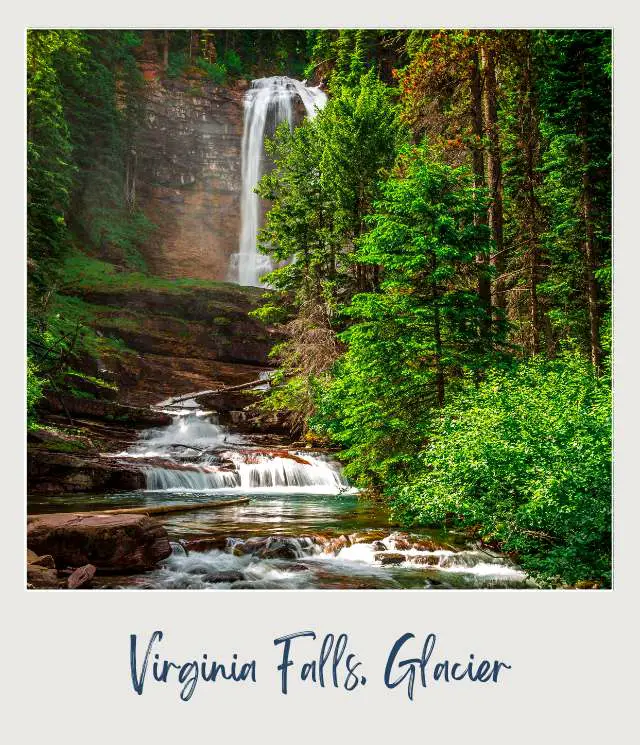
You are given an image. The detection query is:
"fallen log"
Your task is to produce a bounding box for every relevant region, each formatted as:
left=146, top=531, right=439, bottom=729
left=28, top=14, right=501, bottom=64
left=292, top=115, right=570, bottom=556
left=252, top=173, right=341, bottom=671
left=157, top=378, right=269, bottom=409
left=88, top=498, right=250, bottom=516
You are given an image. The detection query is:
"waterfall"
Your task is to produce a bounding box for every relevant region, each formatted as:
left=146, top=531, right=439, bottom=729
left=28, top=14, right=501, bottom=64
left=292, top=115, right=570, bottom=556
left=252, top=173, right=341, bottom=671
left=230, top=76, right=328, bottom=287
left=237, top=455, right=349, bottom=490
left=144, top=454, right=349, bottom=494
left=115, top=400, right=350, bottom=495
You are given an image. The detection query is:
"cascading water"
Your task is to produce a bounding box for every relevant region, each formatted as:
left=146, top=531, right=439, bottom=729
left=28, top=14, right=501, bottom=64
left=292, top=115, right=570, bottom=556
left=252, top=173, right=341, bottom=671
left=39, top=389, right=531, bottom=589
left=230, top=77, right=328, bottom=287
left=114, top=397, right=350, bottom=495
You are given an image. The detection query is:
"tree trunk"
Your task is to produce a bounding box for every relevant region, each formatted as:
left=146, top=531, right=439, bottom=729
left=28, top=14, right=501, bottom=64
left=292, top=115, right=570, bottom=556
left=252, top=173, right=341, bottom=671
left=481, top=41, right=506, bottom=321
left=162, top=30, right=169, bottom=71
left=470, top=47, right=491, bottom=340
left=521, top=38, right=543, bottom=354
left=432, top=272, right=445, bottom=407
left=579, top=63, right=602, bottom=373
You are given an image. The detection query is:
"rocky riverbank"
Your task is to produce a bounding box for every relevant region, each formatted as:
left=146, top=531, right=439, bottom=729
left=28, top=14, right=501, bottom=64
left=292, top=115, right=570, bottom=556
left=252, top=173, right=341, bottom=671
left=26, top=512, right=172, bottom=588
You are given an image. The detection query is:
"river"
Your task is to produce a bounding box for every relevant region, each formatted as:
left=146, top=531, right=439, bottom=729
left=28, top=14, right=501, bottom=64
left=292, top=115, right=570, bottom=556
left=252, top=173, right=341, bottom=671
left=28, top=395, right=534, bottom=590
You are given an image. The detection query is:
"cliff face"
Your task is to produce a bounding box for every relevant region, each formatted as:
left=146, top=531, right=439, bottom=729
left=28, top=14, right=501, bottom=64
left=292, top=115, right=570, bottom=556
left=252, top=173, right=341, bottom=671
left=135, top=72, right=247, bottom=281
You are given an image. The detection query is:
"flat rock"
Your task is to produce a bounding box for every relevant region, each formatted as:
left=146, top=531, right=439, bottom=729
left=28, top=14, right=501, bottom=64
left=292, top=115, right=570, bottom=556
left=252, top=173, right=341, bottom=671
left=27, top=512, right=171, bottom=572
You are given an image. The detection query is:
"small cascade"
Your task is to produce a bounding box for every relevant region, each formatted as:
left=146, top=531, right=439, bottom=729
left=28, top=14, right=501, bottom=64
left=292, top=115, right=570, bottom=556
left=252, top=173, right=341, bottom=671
left=131, top=413, right=228, bottom=457
left=115, top=396, right=350, bottom=495
left=230, top=76, right=328, bottom=287
left=145, top=467, right=240, bottom=491
left=143, top=452, right=349, bottom=494
left=237, top=455, right=349, bottom=490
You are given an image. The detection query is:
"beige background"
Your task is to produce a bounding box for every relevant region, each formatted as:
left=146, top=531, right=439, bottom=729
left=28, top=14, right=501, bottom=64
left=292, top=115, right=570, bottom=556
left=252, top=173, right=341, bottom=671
left=5, top=2, right=636, bottom=742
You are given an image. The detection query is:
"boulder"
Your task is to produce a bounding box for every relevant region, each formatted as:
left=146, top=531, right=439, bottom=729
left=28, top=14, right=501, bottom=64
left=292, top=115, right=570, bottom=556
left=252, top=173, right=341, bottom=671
left=27, top=512, right=171, bottom=572
left=67, top=564, right=97, bottom=589
left=375, top=552, right=406, bottom=566
left=203, top=570, right=244, bottom=584
left=27, top=563, right=60, bottom=588
left=28, top=451, right=146, bottom=494
left=410, top=554, right=441, bottom=566
left=348, top=531, right=388, bottom=545
left=323, top=535, right=351, bottom=555
left=258, top=537, right=304, bottom=560
left=30, top=553, right=56, bottom=569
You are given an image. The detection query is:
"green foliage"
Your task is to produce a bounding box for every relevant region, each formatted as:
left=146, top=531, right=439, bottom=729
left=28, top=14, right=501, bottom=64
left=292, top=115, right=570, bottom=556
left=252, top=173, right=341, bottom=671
left=27, top=30, right=86, bottom=278
left=391, top=352, right=611, bottom=586
left=535, top=30, right=612, bottom=350
left=167, top=50, right=188, bottom=78
left=27, top=356, right=46, bottom=427
left=196, top=57, right=228, bottom=84
left=255, top=72, right=406, bottom=426
left=311, top=145, right=495, bottom=489
left=258, top=70, right=406, bottom=307
left=221, top=49, right=244, bottom=76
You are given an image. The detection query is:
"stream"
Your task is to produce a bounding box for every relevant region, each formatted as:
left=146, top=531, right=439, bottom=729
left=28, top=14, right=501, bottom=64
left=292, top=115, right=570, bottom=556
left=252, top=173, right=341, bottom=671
left=28, top=398, right=534, bottom=589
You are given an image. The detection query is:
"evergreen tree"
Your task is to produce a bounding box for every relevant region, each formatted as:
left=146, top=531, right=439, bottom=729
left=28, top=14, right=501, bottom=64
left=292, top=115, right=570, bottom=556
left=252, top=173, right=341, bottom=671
left=536, top=30, right=612, bottom=370
left=313, top=145, right=494, bottom=489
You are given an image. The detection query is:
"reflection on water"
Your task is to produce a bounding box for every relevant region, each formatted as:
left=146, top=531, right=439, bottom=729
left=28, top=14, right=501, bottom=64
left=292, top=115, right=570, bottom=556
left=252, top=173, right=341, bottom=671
left=29, top=487, right=533, bottom=590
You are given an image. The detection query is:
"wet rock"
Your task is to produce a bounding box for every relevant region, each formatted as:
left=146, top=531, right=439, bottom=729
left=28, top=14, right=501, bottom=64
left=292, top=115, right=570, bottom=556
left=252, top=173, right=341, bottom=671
left=258, top=537, right=303, bottom=560
left=348, top=531, right=388, bottom=545
left=27, top=512, right=171, bottom=572
left=286, top=563, right=311, bottom=573
left=411, top=538, right=441, bottom=552
left=41, top=394, right=172, bottom=427
left=28, top=451, right=146, bottom=494
left=30, top=553, right=56, bottom=569
left=67, top=564, right=96, bottom=589
left=387, top=532, right=412, bottom=550
left=371, top=541, right=387, bottom=552
left=409, top=554, right=441, bottom=567
left=230, top=536, right=269, bottom=556
left=203, top=570, right=244, bottom=584
left=185, top=536, right=229, bottom=552
left=27, top=563, right=60, bottom=588
left=375, top=552, right=406, bottom=566
left=323, top=535, right=351, bottom=555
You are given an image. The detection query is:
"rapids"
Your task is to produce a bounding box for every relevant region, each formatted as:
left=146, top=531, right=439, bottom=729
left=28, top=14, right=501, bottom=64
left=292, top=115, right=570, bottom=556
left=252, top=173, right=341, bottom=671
left=28, top=396, right=534, bottom=590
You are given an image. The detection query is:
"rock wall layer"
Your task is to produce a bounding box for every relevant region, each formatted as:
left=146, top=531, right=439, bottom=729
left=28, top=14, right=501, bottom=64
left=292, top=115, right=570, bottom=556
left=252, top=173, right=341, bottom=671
left=135, top=72, right=246, bottom=281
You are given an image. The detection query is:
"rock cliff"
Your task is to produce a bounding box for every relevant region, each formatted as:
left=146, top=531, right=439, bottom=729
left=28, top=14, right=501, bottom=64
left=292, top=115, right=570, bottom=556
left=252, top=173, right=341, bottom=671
left=135, top=68, right=246, bottom=281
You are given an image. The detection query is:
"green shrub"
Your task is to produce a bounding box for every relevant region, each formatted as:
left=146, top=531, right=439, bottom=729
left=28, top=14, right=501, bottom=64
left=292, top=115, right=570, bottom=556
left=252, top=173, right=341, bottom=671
left=391, top=352, right=612, bottom=587
left=167, top=51, right=188, bottom=78
left=196, top=58, right=227, bottom=84
left=27, top=355, right=46, bottom=426
left=222, top=49, right=244, bottom=77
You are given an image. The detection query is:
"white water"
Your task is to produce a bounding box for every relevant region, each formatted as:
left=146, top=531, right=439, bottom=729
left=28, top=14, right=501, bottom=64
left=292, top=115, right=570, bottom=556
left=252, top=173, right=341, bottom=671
left=230, top=76, right=328, bottom=287
left=131, top=533, right=533, bottom=590
left=115, top=403, right=350, bottom=495
left=144, top=453, right=350, bottom=494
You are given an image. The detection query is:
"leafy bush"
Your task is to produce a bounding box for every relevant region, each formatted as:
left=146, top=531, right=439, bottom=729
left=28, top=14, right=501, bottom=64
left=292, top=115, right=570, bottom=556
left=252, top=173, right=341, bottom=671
left=27, top=355, right=46, bottom=426
left=166, top=51, right=188, bottom=78
left=222, top=49, right=244, bottom=77
left=390, top=352, right=612, bottom=586
left=196, top=58, right=227, bottom=84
